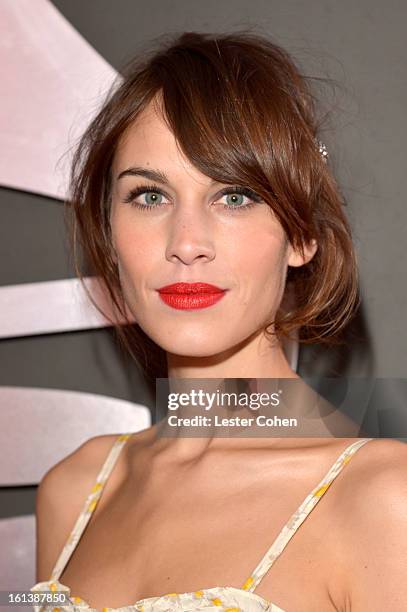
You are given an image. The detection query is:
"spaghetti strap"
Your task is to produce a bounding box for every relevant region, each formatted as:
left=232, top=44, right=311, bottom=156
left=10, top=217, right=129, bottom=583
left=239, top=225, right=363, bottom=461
left=241, top=438, right=375, bottom=593
left=49, top=433, right=132, bottom=582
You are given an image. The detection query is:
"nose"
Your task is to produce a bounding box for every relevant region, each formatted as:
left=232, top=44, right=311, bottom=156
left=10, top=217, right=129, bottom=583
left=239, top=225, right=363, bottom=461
left=165, top=205, right=216, bottom=266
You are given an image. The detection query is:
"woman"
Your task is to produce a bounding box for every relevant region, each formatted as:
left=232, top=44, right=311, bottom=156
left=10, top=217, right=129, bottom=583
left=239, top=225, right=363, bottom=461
left=31, top=32, right=407, bottom=611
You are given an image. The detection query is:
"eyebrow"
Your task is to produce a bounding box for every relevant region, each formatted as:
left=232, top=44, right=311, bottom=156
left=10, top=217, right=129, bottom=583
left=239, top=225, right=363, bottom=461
left=116, top=166, right=219, bottom=186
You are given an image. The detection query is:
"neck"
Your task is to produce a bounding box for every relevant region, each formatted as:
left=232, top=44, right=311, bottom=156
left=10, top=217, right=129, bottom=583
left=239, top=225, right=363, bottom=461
left=166, top=328, right=298, bottom=379
left=152, top=329, right=357, bottom=460
left=152, top=329, right=311, bottom=460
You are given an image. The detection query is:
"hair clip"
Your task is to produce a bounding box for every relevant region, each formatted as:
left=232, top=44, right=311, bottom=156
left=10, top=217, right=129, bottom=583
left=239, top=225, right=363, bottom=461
left=316, top=139, right=329, bottom=163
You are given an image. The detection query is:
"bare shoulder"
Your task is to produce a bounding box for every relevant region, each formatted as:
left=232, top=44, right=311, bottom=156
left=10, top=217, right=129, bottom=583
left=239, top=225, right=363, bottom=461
left=341, top=438, right=407, bottom=519
left=35, top=433, right=121, bottom=583
left=346, top=437, right=407, bottom=495
left=340, top=438, right=407, bottom=611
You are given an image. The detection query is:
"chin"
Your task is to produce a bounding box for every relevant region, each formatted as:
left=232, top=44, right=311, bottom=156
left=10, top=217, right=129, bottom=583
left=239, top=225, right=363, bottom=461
left=141, top=325, right=234, bottom=358
left=160, top=338, right=230, bottom=358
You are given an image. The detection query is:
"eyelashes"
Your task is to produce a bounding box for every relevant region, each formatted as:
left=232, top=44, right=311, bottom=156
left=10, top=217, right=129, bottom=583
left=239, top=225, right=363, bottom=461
left=122, top=183, right=264, bottom=213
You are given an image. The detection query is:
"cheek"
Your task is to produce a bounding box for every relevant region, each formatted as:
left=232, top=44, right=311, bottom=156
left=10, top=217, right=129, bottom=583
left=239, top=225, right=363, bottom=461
left=229, top=224, right=288, bottom=299
left=111, top=217, right=156, bottom=290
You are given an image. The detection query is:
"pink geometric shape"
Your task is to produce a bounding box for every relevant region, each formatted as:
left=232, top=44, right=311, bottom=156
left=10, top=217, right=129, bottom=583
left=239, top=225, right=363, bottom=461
left=0, top=0, right=119, bottom=199
left=0, top=277, right=136, bottom=338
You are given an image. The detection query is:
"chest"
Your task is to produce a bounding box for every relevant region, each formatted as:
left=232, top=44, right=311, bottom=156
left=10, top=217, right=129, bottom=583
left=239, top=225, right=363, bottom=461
left=58, top=462, right=345, bottom=611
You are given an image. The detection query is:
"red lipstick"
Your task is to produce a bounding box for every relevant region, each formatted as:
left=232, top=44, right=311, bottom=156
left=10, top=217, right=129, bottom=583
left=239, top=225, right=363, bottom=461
left=157, top=282, right=227, bottom=310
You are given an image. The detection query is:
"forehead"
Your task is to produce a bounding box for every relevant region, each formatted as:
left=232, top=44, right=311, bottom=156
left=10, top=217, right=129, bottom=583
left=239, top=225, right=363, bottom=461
left=113, top=100, right=196, bottom=179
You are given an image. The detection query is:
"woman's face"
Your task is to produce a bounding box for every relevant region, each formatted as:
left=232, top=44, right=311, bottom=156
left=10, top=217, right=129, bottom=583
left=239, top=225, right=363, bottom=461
left=110, top=100, right=315, bottom=358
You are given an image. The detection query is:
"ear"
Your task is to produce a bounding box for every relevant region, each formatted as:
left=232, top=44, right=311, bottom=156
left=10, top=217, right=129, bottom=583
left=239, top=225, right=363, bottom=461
left=287, top=238, right=318, bottom=267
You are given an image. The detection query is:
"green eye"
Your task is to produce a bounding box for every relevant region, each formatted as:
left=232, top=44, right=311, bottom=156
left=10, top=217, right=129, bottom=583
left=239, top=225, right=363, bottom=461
left=124, top=185, right=168, bottom=209
left=143, top=192, right=163, bottom=205
left=225, top=193, right=245, bottom=206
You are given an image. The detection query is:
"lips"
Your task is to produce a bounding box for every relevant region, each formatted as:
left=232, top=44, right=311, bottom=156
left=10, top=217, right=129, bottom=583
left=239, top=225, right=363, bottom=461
left=156, top=282, right=227, bottom=310
left=157, top=282, right=225, bottom=294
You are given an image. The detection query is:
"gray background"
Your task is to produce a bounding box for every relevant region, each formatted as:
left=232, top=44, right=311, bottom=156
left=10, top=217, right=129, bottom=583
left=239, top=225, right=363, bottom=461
left=1, top=0, right=406, bottom=516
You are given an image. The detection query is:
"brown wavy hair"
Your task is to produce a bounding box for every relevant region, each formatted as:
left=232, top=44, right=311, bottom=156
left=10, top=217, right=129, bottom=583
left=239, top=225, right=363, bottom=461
left=65, top=31, right=359, bottom=389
